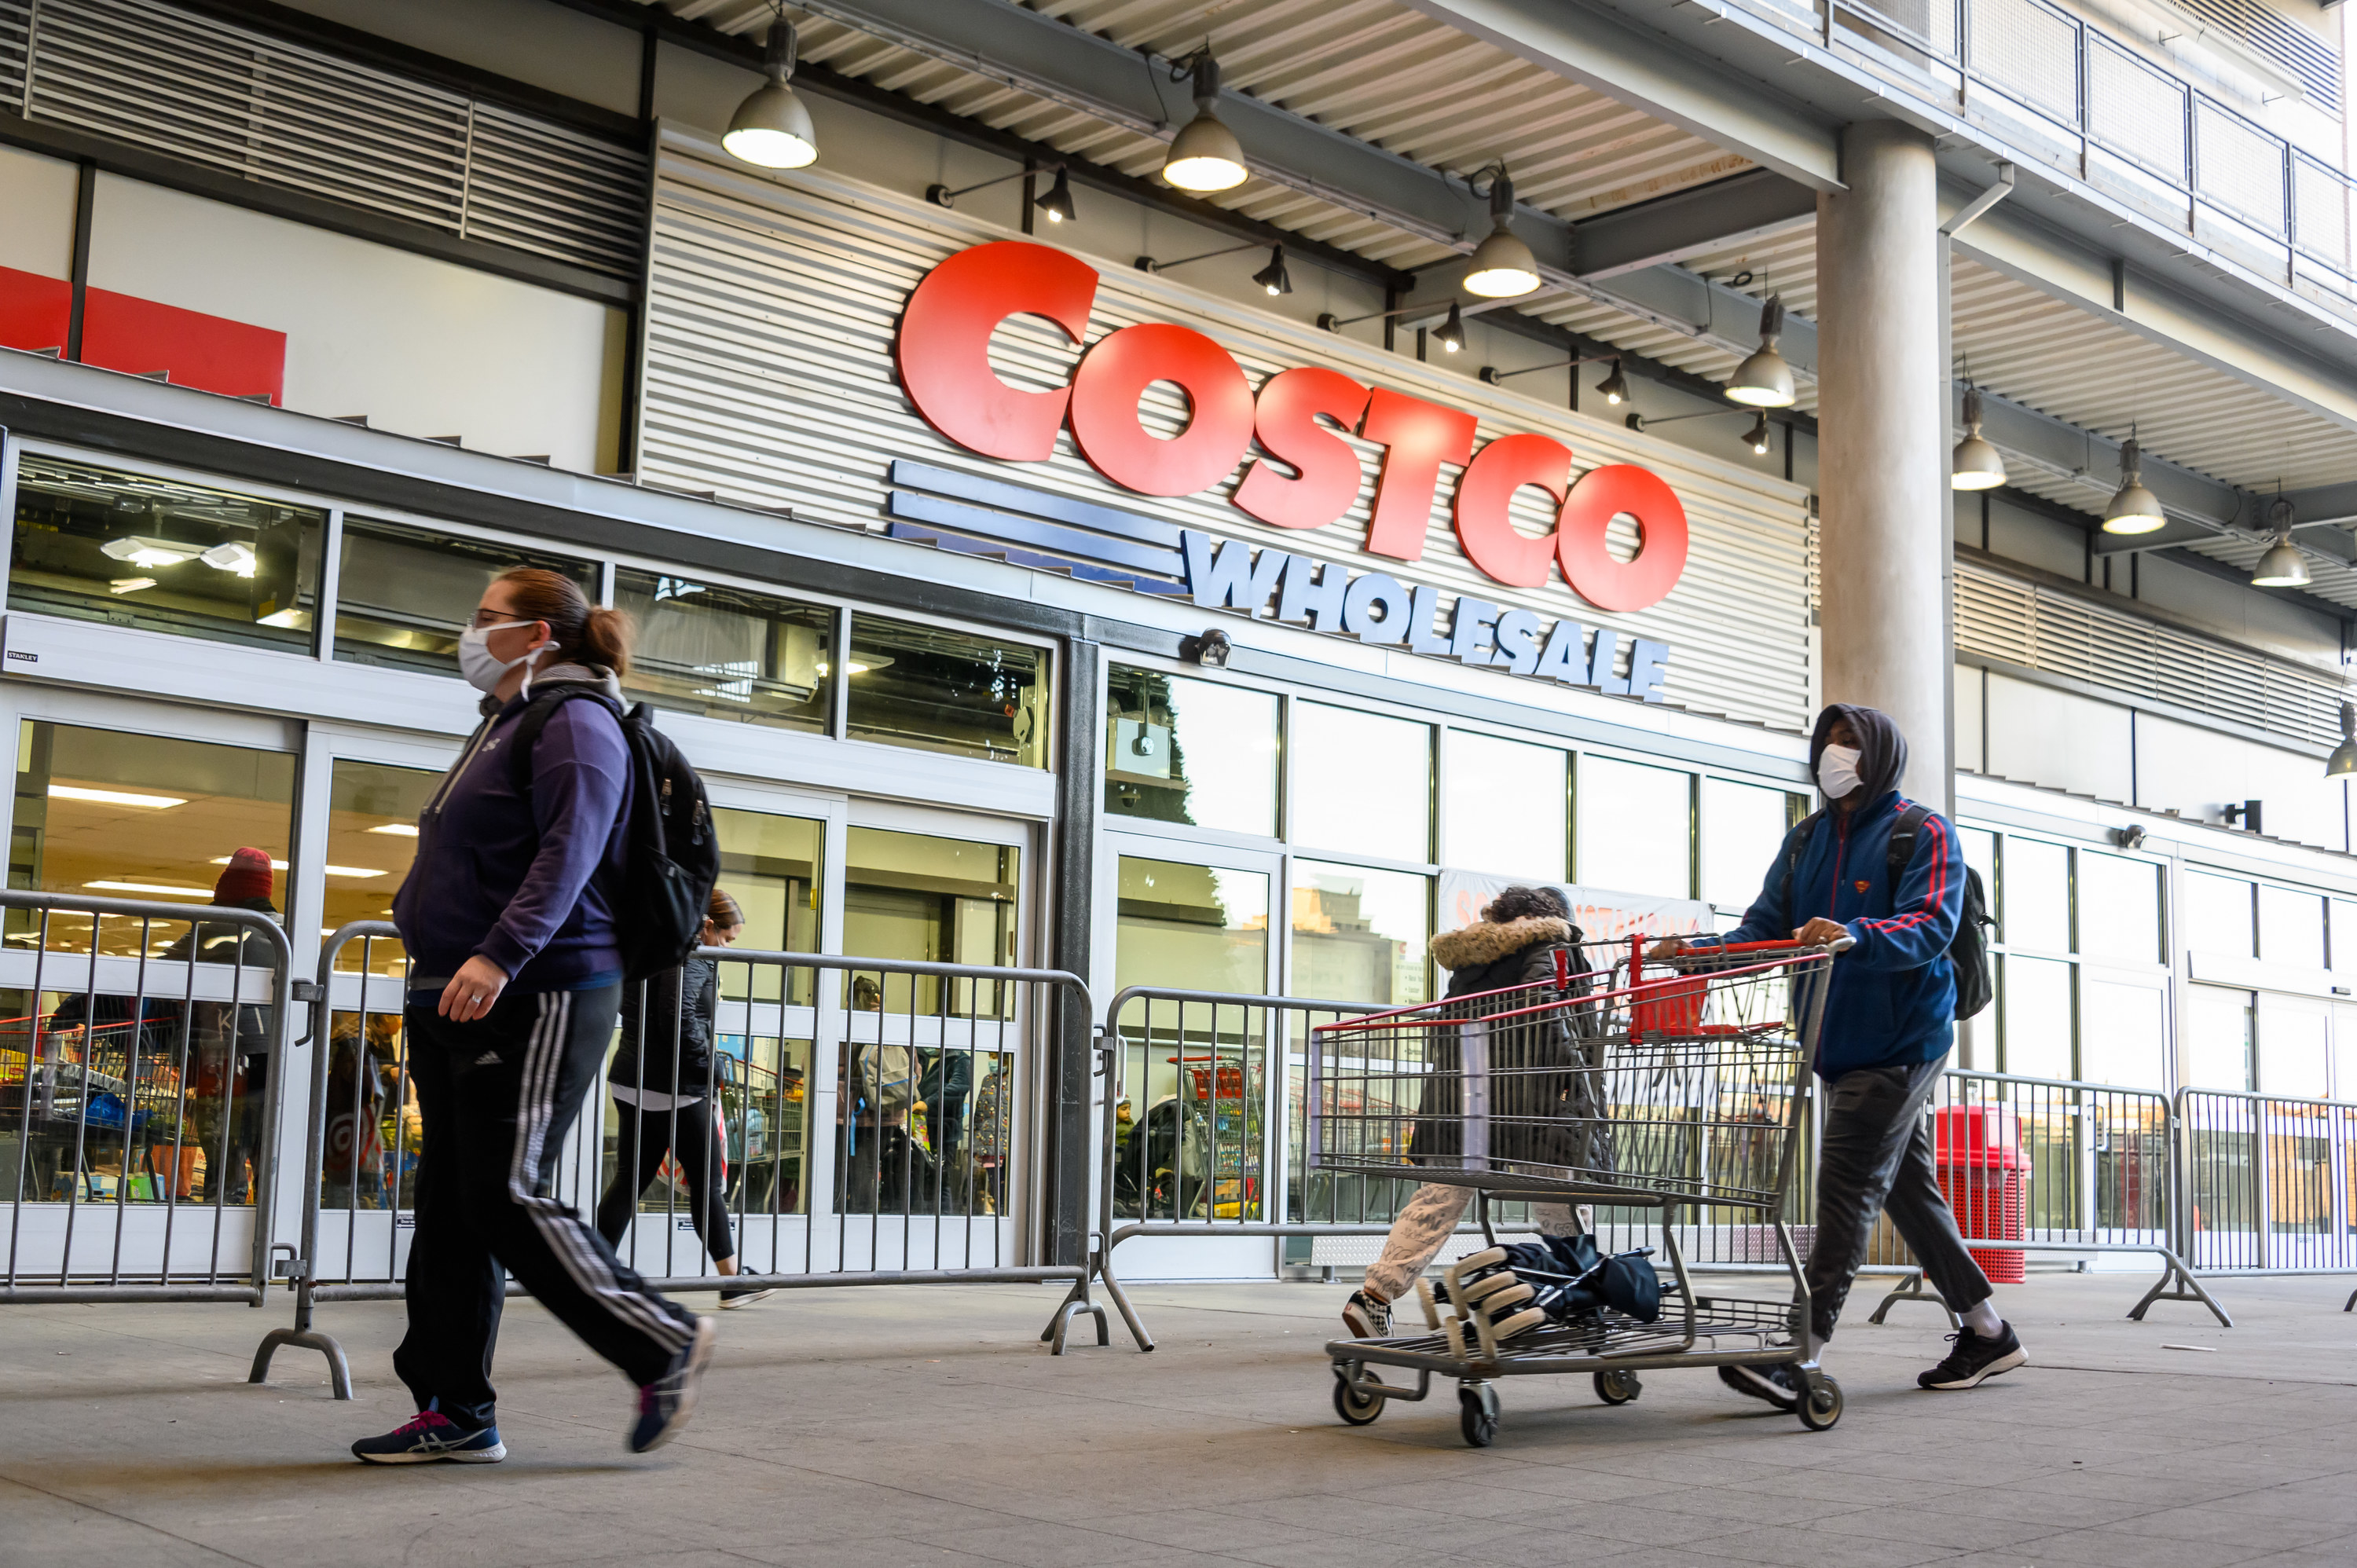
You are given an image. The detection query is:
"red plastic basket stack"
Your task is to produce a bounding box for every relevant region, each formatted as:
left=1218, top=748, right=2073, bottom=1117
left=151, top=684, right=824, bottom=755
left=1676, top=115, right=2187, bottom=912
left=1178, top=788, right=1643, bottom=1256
left=1933, top=1105, right=2028, bottom=1283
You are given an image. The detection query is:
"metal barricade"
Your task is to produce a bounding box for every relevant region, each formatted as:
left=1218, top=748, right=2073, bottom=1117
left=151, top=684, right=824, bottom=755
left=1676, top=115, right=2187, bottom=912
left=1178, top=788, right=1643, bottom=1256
left=2173, top=1086, right=2357, bottom=1310
left=252, top=923, right=1103, bottom=1398
left=1870, top=1070, right=2227, bottom=1327
left=0, top=888, right=296, bottom=1306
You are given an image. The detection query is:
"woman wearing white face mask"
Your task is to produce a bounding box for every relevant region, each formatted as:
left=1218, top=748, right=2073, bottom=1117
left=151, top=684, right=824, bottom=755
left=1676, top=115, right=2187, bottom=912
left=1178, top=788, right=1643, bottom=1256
left=353, top=569, right=713, bottom=1468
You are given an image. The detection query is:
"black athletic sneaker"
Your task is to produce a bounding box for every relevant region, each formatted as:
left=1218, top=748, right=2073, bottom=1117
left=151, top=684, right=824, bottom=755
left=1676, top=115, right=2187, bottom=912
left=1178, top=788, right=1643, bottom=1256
left=1341, top=1288, right=1391, bottom=1338
left=351, top=1409, right=506, bottom=1464
left=719, top=1280, right=775, bottom=1310
left=1718, top=1361, right=1802, bottom=1411
left=629, top=1315, right=717, bottom=1454
left=1919, top=1323, right=2026, bottom=1390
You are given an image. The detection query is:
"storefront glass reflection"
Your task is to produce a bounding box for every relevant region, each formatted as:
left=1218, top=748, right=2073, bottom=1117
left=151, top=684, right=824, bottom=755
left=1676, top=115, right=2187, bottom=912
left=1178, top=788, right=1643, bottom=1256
left=1443, top=732, right=1563, bottom=880
left=1292, top=862, right=1429, bottom=1007
left=332, top=517, right=597, bottom=677
left=617, top=569, right=833, bottom=732
left=1104, top=669, right=1277, bottom=836
left=324, top=760, right=436, bottom=975
left=845, top=616, right=1046, bottom=768
left=2077, top=851, right=2161, bottom=965
left=1574, top=755, right=1690, bottom=897
left=2002, top=954, right=2073, bottom=1079
left=1289, top=704, right=1430, bottom=864
left=9, top=457, right=323, bottom=654
left=1700, top=778, right=1797, bottom=910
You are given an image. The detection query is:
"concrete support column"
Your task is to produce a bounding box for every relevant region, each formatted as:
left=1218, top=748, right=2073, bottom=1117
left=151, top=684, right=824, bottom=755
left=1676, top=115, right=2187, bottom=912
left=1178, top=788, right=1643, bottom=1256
left=1816, top=119, right=1949, bottom=803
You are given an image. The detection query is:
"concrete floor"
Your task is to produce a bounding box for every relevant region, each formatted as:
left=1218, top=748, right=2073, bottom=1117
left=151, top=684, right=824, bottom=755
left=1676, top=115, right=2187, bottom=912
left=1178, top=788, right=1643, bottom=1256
left=4, top=1268, right=2356, bottom=1567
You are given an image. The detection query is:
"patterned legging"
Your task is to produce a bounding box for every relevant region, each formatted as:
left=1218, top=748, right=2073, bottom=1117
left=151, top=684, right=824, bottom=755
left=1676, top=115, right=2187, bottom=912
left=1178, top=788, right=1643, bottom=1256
left=1364, top=1182, right=1580, bottom=1301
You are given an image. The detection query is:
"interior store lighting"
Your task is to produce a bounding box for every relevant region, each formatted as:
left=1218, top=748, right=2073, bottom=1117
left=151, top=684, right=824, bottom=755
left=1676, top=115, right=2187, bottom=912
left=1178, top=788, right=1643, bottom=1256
left=1161, top=51, right=1248, bottom=192
left=99, top=536, right=200, bottom=569
left=2101, top=436, right=2165, bottom=534
left=208, top=855, right=383, bottom=877
left=1951, top=387, right=2007, bottom=491
left=723, top=13, right=819, bottom=170
left=1725, top=296, right=1796, bottom=408
left=83, top=881, right=211, bottom=898
left=1461, top=167, right=1542, bottom=299
left=368, top=823, right=420, bottom=837
left=108, top=577, right=156, bottom=595
left=49, top=785, right=185, bottom=808
left=2251, top=498, right=2311, bottom=588
left=200, top=540, right=257, bottom=577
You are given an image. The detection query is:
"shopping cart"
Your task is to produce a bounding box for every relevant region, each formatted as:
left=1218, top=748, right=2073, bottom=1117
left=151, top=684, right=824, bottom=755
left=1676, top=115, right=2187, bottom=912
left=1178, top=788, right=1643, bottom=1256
left=1308, top=936, right=1844, bottom=1444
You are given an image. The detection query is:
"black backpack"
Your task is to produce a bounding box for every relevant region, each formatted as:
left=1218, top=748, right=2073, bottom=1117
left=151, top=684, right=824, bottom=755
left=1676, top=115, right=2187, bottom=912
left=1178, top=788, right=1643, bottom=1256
left=507, top=684, right=722, bottom=983
left=1780, top=804, right=1992, bottom=1020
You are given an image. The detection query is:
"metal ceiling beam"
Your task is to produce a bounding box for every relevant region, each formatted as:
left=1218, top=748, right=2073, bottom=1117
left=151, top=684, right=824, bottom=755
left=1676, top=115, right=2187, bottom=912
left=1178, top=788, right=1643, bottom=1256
left=1572, top=170, right=1817, bottom=280
left=1393, top=0, right=1842, bottom=190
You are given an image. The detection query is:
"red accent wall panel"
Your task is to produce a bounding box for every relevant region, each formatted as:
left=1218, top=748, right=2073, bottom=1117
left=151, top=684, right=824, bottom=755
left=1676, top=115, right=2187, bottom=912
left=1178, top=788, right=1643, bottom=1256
left=81, top=288, right=286, bottom=405
left=0, top=266, right=74, bottom=355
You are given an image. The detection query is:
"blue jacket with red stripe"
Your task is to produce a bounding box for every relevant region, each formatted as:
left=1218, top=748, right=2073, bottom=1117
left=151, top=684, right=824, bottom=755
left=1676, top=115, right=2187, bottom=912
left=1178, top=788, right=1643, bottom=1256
left=1720, top=788, right=1963, bottom=1078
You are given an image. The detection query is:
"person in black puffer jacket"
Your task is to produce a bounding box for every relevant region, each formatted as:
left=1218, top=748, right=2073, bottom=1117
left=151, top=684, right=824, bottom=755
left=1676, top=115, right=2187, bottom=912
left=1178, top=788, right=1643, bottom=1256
left=597, top=888, right=769, bottom=1309
left=1342, top=885, right=1609, bottom=1340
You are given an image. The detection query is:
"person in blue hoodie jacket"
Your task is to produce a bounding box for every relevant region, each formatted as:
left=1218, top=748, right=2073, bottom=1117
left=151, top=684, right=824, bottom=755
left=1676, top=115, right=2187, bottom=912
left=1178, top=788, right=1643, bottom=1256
left=1655, top=703, right=2026, bottom=1405
left=350, top=568, right=712, bottom=1467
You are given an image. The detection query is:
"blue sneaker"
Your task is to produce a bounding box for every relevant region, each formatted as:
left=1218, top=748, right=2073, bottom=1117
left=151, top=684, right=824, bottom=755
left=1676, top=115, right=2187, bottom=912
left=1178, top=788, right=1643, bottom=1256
left=351, top=1409, right=506, bottom=1464
left=628, top=1315, right=716, bottom=1454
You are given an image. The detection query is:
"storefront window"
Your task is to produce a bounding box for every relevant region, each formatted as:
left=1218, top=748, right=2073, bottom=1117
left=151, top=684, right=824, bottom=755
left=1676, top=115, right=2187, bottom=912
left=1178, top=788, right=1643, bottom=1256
left=2001, top=954, right=2073, bottom=1079
left=2259, top=998, right=2331, bottom=1099
left=1574, top=755, right=1691, bottom=898
left=10, top=720, right=295, bottom=954
left=2183, top=872, right=2256, bottom=958
left=1115, top=859, right=1270, bottom=995
left=2077, top=852, right=2161, bottom=966
left=711, top=807, right=823, bottom=1005
left=2080, top=976, right=2166, bottom=1088
left=2258, top=885, right=2326, bottom=971
left=2185, top=986, right=2255, bottom=1090
left=10, top=457, right=323, bottom=653
left=1291, top=862, right=1428, bottom=1006
left=1443, top=731, right=1565, bottom=881
left=1289, top=705, right=1430, bottom=864
left=1959, top=828, right=1997, bottom=934
left=843, top=826, right=1019, bottom=1017
left=2003, top=838, right=2069, bottom=954
left=844, top=616, right=1045, bottom=767
left=332, top=517, right=597, bottom=677
left=324, top=760, right=438, bottom=975
left=614, top=569, right=833, bottom=732
left=1699, top=778, right=1794, bottom=909
left=2333, top=901, right=2357, bottom=973
left=1104, top=669, right=1277, bottom=836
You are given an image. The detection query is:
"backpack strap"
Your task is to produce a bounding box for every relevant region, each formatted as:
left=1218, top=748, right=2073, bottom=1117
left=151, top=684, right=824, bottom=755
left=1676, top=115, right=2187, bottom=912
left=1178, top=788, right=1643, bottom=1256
left=504, top=683, right=622, bottom=794
left=1884, top=802, right=1933, bottom=915
left=1775, top=809, right=1826, bottom=920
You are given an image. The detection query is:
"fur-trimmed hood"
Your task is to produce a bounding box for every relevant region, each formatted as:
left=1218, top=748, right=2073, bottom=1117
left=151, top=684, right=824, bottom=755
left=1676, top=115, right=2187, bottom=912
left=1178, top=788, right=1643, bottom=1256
left=1431, top=914, right=1574, bottom=970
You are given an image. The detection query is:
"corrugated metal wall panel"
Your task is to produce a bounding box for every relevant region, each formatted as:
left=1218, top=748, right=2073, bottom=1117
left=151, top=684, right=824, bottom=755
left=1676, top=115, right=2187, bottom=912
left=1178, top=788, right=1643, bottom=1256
left=16, top=0, right=642, bottom=278
left=1957, top=561, right=2347, bottom=750
left=637, top=147, right=1819, bottom=735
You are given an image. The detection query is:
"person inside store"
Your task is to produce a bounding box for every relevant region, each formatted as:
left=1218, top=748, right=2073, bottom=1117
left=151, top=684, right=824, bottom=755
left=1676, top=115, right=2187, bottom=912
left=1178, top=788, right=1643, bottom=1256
left=1652, top=703, right=2026, bottom=1400
left=352, top=567, right=711, bottom=1467
left=598, top=886, right=773, bottom=1310
left=1341, top=885, right=1597, bottom=1339
left=838, top=974, right=934, bottom=1211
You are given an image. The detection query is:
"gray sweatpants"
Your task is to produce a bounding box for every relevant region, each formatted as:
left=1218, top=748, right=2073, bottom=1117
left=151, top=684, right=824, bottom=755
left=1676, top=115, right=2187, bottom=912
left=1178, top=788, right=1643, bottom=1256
left=1808, top=1057, right=1993, bottom=1343
left=1364, top=1183, right=1578, bottom=1301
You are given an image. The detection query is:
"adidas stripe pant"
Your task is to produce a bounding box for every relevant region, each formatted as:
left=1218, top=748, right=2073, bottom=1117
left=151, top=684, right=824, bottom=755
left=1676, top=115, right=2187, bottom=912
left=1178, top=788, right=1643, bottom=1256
left=394, top=982, right=698, bottom=1431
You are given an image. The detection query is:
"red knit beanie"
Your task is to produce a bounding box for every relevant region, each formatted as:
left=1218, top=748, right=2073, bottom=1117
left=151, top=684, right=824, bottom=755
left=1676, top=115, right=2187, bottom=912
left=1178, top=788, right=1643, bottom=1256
left=213, top=847, right=274, bottom=906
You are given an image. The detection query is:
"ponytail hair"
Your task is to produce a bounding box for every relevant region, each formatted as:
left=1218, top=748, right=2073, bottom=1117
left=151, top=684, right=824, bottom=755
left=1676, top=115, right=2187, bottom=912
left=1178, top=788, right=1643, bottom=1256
left=493, top=567, right=632, bottom=677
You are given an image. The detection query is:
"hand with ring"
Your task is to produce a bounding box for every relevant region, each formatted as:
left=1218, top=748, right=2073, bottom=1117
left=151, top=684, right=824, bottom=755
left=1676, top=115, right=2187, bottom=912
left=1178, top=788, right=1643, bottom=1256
left=439, top=954, right=511, bottom=1022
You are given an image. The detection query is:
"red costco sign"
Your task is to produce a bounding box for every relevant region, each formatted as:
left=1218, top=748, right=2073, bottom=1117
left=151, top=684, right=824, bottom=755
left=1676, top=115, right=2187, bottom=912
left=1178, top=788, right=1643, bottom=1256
left=894, top=241, right=1688, bottom=612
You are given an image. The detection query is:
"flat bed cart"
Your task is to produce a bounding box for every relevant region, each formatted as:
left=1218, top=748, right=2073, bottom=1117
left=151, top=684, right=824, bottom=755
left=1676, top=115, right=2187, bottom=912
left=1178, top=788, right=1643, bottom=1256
left=1308, top=938, right=1842, bottom=1444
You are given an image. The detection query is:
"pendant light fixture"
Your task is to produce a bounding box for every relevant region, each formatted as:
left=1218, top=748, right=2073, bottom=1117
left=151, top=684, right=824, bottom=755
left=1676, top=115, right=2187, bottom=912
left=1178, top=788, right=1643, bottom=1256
left=2101, top=435, right=2165, bottom=534
left=1595, top=357, right=1629, bottom=406
left=1725, top=295, right=1795, bottom=408
left=1251, top=245, right=1292, bottom=296
left=1462, top=166, right=1541, bottom=299
left=1161, top=51, right=1248, bottom=192
left=2328, top=702, right=2357, bottom=779
left=1951, top=386, right=2007, bottom=490
left=1034, top=166, right=1077, bottom=225
left=2252, top=496, right=2310, bottom=588
left=1432, top=301, right=1466, bottom=354
left=723, top=11, right=819, bottom=170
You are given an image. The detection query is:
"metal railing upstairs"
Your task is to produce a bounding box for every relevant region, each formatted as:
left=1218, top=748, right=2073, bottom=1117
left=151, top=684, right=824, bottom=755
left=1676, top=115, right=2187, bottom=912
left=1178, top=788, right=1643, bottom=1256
left=1718, top=0, right=2357, bottom=311
left=251, top=923, right=1105, bottom=1399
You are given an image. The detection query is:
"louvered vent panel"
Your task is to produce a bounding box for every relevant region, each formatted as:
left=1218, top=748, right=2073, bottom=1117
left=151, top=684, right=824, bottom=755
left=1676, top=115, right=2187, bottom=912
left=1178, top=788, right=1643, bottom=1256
left=2086, top=613, right=2158, bottom=702
left=2029, top=592, right=2096, bottom=682
left=17, top=0, right=641, bottom=278
left=1, top=1, right=29, bottom=112
left=1955, top=567, right=2034, bottom=664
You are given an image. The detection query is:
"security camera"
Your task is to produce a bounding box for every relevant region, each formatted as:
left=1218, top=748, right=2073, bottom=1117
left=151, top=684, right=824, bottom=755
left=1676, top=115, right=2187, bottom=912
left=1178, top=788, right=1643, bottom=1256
left=1178, top=628, right=1232, bottom=668
left=2109, top=825, right=2147, bottom=849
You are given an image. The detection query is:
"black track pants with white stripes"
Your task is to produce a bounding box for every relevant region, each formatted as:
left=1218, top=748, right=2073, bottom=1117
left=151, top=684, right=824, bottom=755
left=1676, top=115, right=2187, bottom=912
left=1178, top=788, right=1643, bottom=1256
left=394, top=983, right=698, bottom=1430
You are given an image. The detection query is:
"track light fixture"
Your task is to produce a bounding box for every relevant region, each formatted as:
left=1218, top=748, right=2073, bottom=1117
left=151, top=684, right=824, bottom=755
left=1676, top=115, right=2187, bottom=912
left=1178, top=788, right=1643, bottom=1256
left=1478, top=351, right=1618, bottom=387
left=1952, top=387, right=2007, bottom=491
left=927, top=161, right=1077, bottom=227
left=2330, top=702, right=2357, bottom=780
left=1251, top=245, right=1292, bottom=295
left=723, top=12, right=818, bottom=170
left=1162, top=51, right=1248, bottom=192
left=1135, top=240, right=1289, bottom=295
left=1624, top=405, right=1776, bottom=456
left=1432, top=301, right=1466, bottom=353
left=2252, top=496, right=2310, bottom=588
left=1725, top=295, right=1795, bottom=408
left=1035, top=166, right=1076, bottom=224
left=2101, top=435, right=2165, bottom=534
left=1595, top=358, right=1629, bottom=405
left=1462, top=165, right=1541, bottom=299
left=1743, top=412, right=1772, bottom=456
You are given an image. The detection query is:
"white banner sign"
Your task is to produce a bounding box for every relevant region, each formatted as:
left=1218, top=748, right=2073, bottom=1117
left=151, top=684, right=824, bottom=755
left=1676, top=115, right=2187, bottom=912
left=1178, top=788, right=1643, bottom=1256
left=1437, top=871, right=1713, bottom=944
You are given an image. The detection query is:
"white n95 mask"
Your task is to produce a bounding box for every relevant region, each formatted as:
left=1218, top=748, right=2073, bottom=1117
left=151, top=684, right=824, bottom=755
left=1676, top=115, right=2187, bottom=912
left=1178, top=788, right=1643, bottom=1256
left=1816, top=743, right=1863, bottom=800
left=457, top=621, right=548, bottom=696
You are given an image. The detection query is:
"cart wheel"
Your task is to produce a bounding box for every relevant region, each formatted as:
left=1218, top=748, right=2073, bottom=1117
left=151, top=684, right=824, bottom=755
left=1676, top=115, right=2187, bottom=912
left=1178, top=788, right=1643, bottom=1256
left=1332, top=1367, right=1384, bottom=1426
left=1458, top=1382, right=1500, bottom=1447
left=1593, top=1368, right=1642, bottom=1405
left=1795, top=1372, right=1842, bottom=1431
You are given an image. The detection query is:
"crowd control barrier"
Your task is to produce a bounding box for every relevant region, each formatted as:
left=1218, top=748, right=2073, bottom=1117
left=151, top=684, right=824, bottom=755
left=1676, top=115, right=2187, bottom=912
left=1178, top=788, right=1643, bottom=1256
left=2171, top=1086, right=2357, bottom=1310
left=252, top=923, right=1105, bottom=1398
left=1869, top=1070, right=2229, bottom=1328
left=0, top=888, right=297, bottom=1307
